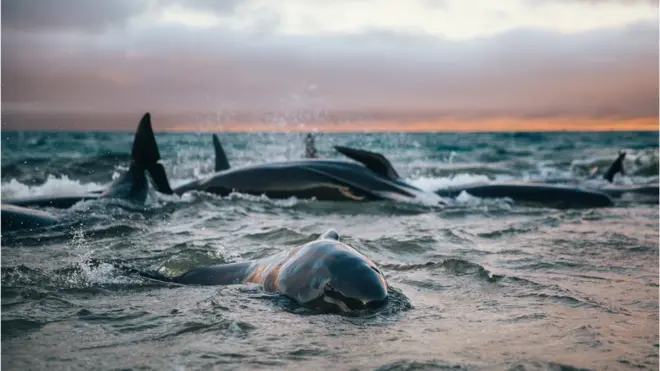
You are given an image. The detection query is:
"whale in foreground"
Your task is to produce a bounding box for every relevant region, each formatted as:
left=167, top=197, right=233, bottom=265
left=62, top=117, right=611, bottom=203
left=3, top=113, right=169, bottom=209
left=95, top=229, right=390, bottom=314
left=150, top=134, right=448, bottom=205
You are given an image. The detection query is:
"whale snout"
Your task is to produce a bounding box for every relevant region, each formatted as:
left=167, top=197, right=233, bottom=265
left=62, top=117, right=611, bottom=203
left=364, top=291, right=389, bottom=310
left=326, top=261, right=389, bottom=312
left=326, top=282, right=388, bottom=312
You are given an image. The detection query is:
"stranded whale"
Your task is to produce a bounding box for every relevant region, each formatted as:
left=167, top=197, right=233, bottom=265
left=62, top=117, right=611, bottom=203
left=4, top=113, right=168, bottom=209
left=150, top=135, right=448, bottom=205
left=91, top=229, right=390, bottom=314
left=1, top=113, right=173, bottom=233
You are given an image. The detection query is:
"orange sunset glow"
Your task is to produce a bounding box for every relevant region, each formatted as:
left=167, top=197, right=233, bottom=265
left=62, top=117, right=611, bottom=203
left=165, top=116, right=660, bottom=133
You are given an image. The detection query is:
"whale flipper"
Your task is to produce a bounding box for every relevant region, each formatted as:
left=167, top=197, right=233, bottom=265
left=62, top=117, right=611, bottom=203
left=213, top=134, right=231, bottom=171
left=319, top=229, right=340, bottom=241
left=147, top=163, right=174, bottom=195
left=334, top=146, right=401, bottom=181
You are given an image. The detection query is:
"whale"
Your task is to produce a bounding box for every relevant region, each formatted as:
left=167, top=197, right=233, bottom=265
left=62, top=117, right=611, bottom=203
left=3, top=113, right=169, bottom=209
left=1, top=204, right=61, bottom=232
left=596, top=151, right=658, bottom=203
left=429, top=148, right=660, bottom=208
left=151, top=135, right=448, bottom=205
left=602, top=150, right=627, bottom=183
left=520, top=151, right=658, bottom=204
left=598, top=184, right=659, bottom=203
left=548, top=150, right=659, bottom=203
left=433, top=182, right=615, bottom=208
left=90, top=229, right=390, bottom=314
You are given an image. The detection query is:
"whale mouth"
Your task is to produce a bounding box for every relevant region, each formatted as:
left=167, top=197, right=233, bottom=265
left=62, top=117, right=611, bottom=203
left=323, top=284, right=389, bottom=312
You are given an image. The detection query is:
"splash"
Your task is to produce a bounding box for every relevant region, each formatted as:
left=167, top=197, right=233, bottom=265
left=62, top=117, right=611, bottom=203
left=1, top=175, right=104, bottom=199
left=408, top=174, right=495, bottom=191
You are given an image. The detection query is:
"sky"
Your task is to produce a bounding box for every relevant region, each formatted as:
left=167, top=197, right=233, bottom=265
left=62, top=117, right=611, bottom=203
left=2, top=0, right=659, bottom=132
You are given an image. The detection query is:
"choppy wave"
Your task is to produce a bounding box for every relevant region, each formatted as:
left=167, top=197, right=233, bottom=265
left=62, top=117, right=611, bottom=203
left=1, top=131, right=658, bottom=370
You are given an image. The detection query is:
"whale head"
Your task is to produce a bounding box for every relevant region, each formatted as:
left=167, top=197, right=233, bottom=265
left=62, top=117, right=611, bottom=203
left=288, top=229, right=388, bottom=313
left=320, top=254, right=389, bottom=313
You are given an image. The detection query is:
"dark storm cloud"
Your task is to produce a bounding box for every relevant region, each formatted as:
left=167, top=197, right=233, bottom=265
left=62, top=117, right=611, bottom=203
left=1, top=0, right=151, bottom=33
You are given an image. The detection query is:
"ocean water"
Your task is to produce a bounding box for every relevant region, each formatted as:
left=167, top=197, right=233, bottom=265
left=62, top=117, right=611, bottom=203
left=1, top=130, right=658, bottom=371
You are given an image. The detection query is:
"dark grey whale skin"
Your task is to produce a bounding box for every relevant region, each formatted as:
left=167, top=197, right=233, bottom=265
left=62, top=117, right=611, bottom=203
left=433, top=182, right=615, bottom=209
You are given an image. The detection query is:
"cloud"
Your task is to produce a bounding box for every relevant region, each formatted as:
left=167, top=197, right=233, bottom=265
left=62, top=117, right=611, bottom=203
left=1, top=0, right=658, bottom=130
left=1, top=0, right=151, bottom=33
left=158, top=0, right=244, bottom=14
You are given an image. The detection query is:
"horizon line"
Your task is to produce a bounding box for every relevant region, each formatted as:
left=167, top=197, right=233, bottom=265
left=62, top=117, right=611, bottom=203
left=2, top=128, right=658, bottom=134
left=2, top=114, right=658, bottom=133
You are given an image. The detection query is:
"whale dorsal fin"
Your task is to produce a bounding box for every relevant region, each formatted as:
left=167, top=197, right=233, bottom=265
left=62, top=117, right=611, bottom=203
left=213, top=134, right=230, bottom=171
left=132, top=112, right=160, bottom=169
left=603, top=150, right=626, bottom=183
left=334, top=146, right=401, bottom=181
left=134, top=113, right=174, bottom=195
left=319, top=229, right=340, bottom=241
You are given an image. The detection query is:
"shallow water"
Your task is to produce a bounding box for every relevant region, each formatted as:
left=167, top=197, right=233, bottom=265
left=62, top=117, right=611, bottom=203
left=1, top=131, right=658, bottom=370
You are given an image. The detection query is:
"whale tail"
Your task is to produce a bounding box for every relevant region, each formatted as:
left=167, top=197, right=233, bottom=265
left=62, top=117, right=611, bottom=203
left=132, top=113, right=174, bottom=195
left=603, top=150, right=626, bottom=183
left=213, top=134, right=231, bottom=171
left=334, top=146, right=401, bottom=181
left=101, top=113, right=166, bottom=200
left=86, top=258, right=178, bottom=284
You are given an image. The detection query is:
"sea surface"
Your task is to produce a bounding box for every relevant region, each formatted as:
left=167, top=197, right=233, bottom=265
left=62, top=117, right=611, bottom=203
left=1, top=130, right=659, bottom=371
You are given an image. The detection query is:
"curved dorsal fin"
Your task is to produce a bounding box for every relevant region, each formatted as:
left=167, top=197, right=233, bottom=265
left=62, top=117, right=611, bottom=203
left=134, top=113, right=174, bottom=195
left=319, top=229, right=340, bottom=241
left=603, top=150, right=626, bottom=183
left=213, top=134, right=230, bottom=171
left=334, top=146, right=400, bottom=180
left=132, top=113, right=160, bottom=169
